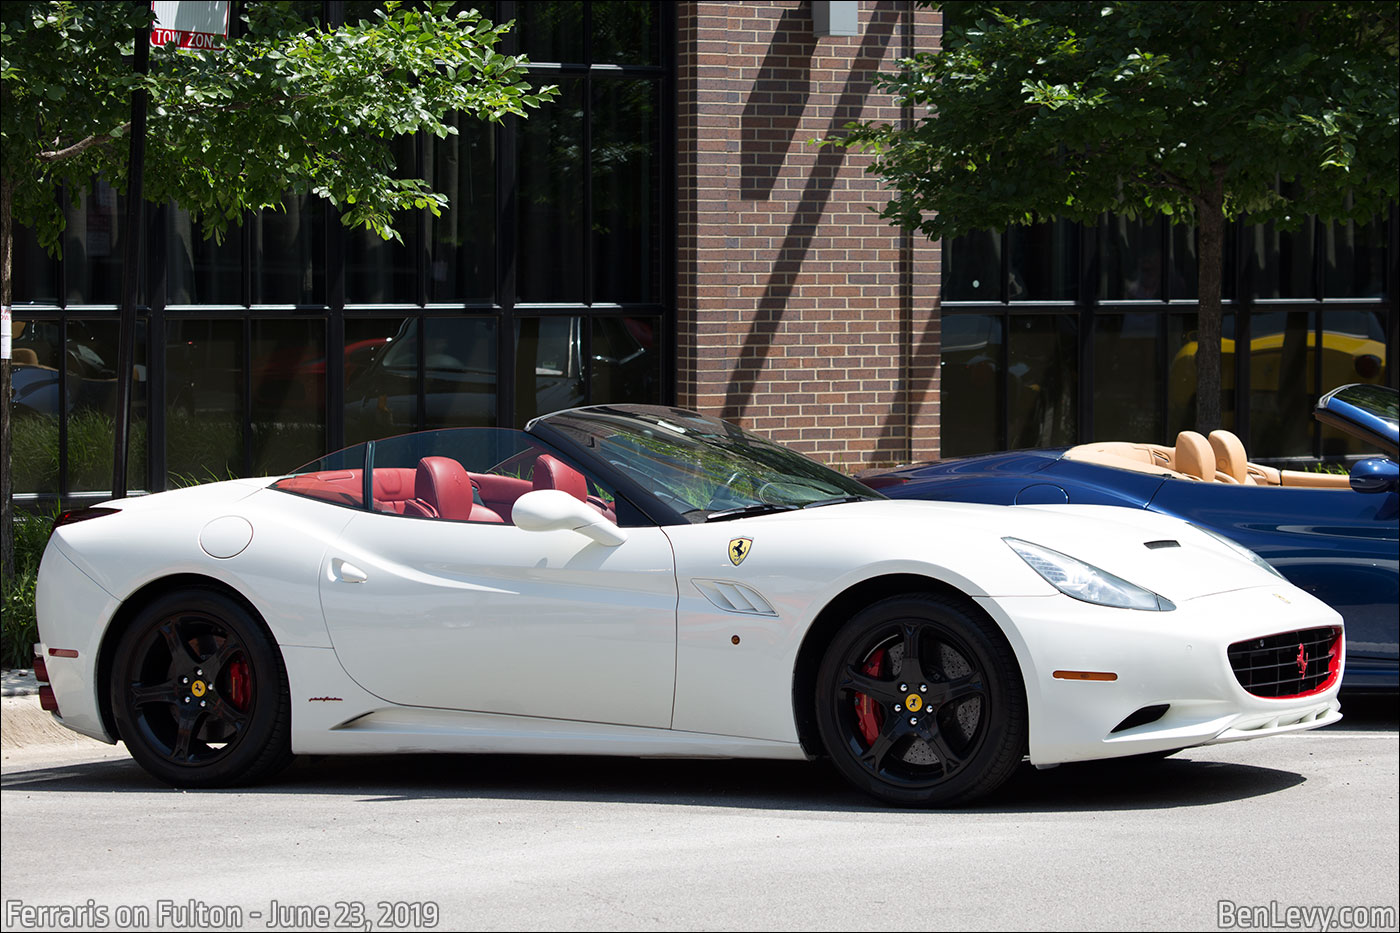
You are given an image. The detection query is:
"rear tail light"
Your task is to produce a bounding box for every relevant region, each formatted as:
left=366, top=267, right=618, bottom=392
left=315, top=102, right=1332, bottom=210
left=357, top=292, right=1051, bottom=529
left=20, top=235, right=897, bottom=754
left=33, top=652, right=49, bottom=685
left=48, top=506, right=120, bottom=542
left=38, top=686, right=60, bottom=713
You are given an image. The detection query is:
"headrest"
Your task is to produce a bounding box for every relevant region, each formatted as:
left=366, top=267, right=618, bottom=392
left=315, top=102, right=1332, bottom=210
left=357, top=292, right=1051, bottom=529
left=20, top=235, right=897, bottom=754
left=415, top=457, right=474, bottom=520
left=533, top=454, right=588, bottom=502
left=1174, top=431, right=1214, bottom=481
left=1209, top=430, right=1252, bottom=484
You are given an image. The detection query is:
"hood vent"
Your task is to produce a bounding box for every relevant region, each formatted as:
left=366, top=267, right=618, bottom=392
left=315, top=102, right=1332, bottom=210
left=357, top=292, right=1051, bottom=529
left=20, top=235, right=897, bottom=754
left=1143, top=540, right=1181, bottom=549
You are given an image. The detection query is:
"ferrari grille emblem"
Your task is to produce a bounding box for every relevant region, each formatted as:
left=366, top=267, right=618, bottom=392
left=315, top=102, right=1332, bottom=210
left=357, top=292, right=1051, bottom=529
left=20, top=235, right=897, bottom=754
left=728, top=538, right=753, bottom=566
left=1296, top=643, right=1308, bottom=679
left=191, top=680, right=207, bottom=698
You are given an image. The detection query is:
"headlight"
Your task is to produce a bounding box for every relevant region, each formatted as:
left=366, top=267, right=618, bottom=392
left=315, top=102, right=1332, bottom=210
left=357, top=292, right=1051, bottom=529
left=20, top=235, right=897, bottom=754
left=1004, top=538, right=1175, bottom=611
left=1193, top=526, right=1285, bottom=580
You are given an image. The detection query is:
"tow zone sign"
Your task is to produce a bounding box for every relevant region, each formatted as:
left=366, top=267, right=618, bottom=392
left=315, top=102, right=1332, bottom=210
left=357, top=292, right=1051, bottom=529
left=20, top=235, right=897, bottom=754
left=151, top=1, right=230, bottom=51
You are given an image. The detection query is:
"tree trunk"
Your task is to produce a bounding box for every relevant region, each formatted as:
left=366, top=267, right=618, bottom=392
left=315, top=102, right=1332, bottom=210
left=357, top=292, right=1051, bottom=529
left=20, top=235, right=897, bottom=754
left=2, top=174, right=13, bottom=585
left=1195, top=182, right=1226, bottom=434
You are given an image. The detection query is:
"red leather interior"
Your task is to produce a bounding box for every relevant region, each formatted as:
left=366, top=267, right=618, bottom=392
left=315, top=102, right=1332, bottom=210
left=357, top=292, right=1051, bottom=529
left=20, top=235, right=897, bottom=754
left=415, top=457, right=476, bottom=521
left=533, top=454, right=589, bottom=501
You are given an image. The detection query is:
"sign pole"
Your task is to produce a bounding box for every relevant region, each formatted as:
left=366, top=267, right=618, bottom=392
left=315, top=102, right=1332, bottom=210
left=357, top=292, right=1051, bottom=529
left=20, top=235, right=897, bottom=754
left=112, top=2, right=150, bottom=499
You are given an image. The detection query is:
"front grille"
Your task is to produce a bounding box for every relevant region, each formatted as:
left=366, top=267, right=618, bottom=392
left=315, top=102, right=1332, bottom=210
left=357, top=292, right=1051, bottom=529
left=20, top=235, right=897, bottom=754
left=1228, top=627, right=1341, bottom=698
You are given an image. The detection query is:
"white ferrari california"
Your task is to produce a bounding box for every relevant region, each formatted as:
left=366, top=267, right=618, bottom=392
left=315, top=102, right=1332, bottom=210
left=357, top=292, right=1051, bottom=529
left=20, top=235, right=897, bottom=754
left=35, top=405, right=1344, bottom=806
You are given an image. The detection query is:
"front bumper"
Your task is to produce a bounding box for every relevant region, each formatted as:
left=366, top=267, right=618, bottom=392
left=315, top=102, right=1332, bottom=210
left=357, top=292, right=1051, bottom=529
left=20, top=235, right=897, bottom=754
left=978, top=585, right=1344, bottom=765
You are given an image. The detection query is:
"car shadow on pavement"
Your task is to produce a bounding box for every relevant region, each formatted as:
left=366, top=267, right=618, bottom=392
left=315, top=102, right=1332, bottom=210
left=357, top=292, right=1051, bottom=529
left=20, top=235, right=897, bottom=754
left=2, top=749, right=1311, bottom=814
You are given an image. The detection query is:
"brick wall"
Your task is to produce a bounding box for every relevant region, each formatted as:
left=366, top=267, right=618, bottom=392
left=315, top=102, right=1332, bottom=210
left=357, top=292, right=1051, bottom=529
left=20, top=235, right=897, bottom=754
left=676, top=0, right=942, bottom=471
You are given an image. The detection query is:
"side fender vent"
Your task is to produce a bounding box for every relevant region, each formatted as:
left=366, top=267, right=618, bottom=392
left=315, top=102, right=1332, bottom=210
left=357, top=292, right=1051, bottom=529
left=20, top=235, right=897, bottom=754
left=692, top=579, right=778, bottom=617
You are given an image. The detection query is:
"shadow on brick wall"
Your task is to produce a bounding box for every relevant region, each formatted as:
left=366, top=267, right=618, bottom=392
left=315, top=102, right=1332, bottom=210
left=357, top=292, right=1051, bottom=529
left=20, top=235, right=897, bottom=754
left=723, top=6, right=899, bottom=434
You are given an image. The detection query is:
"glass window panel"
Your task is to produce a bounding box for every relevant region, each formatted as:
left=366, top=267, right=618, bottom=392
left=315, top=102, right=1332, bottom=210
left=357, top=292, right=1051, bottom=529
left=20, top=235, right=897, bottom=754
left=1092, top=313, right=1163, bottom=441
left=344, top=317, right=417, bottom=444
left=250, top=318, right=326, bottom=475
left=944, top=230, right=1001, bottom=301
left=1165, top=311, right=1236, bottom=438
left=591, top=316, right=661, bottom=405
left=64, top=181, right=126, bottom=305
left=1247, top=219, right=1315, bottom=300
left=252, top=195, right=324, bottom=305
left=1323, top=215, right=1386, bottom=298
left=425, top=317, right=498, bottom=429
left=66, top=319, right=148, bottom=493
left=1247, top=310, right=1314, bottom=457
left=593, top=79, right=661, bottom=303
left=11, top=222, right=59, bottom=305
left=9, top=318, right=63, bottom=494
left=166, top=319, right=243, bottom=483
left=428, top=115, right=495, bottom=304
left=1099, top=215, right=1162, bottom=301
left=1322, top=308, right=1388, bottom=387
left=1169, top=222, right=1198, bottom=300
left=517, top=0, right=584, bottom=63
left=515, top=316, right=583, bottom=425
left=593, top=1, right=659, bottom=65
left=939, top=314, right=1002, bottom=457
left=1008, top=220, right=1077, bottom=301
left=1007, top=314, right=1077, bottom=448
left=167, top=206, right=244, bottom=305
left=517, top=79, right=585, bottom=302
left=346, top=138, right=419, bottom=305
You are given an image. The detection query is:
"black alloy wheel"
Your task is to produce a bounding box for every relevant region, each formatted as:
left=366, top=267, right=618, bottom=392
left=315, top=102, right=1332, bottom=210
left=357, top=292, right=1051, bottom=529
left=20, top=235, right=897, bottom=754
left=110, top=589, right=292, bottom=787
left=815, top=593, right=1026, bottom=807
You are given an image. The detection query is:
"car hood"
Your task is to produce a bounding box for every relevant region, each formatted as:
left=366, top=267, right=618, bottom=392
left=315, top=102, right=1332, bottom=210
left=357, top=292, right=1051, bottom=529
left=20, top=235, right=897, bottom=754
left=751, top=499, right=1287, bottom=603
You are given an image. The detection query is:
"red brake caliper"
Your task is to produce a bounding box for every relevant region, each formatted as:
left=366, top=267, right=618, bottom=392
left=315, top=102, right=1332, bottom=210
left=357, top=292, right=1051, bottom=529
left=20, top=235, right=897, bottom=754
left=854, top=649, right=887, bottom=746
left=228, top=657, right=251, bottom=711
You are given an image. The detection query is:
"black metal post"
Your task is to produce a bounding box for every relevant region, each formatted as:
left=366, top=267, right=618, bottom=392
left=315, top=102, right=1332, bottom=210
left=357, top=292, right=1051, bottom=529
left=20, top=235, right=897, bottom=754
left=112, top=5, right=150, bottom=498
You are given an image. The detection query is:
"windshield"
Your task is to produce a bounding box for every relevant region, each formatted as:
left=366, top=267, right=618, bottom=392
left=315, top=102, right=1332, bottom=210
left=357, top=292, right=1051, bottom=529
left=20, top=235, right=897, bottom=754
left=537, top=406, right=884, bottom=521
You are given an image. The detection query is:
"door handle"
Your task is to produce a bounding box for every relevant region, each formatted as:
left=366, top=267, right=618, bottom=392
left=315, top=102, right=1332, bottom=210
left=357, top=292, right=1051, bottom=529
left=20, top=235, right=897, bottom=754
left=330, top=558, right=368, bottom=584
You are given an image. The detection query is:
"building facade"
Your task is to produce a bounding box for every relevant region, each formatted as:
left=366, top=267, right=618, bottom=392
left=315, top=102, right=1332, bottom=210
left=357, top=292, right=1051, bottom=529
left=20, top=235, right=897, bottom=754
left=9, top=1, right=1397, bottom=503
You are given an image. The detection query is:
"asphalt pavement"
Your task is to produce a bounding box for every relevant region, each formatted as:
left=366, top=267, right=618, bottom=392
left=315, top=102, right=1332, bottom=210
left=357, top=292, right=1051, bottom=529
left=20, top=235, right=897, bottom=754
left=3, top=677, right=1396, bottom=932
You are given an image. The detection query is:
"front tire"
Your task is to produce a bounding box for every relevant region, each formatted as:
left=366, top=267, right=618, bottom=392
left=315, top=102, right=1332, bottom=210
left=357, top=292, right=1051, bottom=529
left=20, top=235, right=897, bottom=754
left=815, top=593, right=1026, bottom=807
left=110, top=589, right=292, bottom=787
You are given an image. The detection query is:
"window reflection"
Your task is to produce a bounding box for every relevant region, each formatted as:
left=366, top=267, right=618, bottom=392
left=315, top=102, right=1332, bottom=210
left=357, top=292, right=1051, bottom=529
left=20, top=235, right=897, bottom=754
left=344, top=318, right=412, bottom=445
left=1007, top=314, right=1077, bottom=448
left=168, top=206, right=243, bottom=305
left=166, top=319, right=243, bottom=483
left=67, top=319, right=148, bottom=492
left=518, top=80, right=585, bottom=302
left=592, top=316, right=660, bottom=406
left=518, top=0, right=584, bottom=63
left=1007, top=221, right=1077, bottom=301
left=64, top=181, right=126, bottom=305
left=944, top=231, right=1000, bottom=301
left=593, top=0, right=659, bottom=64
left=593, top=80, right=661, bottom=303
left=346, top=138, right=419, bottom=304
left=9, top=318, right=63, bottom=494
left=250, top=318, right=326, bottom=474
left=428, top=116, right=495, bottom=304
left=515, top=316, right=584, bottom=424
left=252, top=195, right=324, bottom=305
left=1093, top=313, right=1163, bottom=440
left=939, top=314, right=1002, bottom=457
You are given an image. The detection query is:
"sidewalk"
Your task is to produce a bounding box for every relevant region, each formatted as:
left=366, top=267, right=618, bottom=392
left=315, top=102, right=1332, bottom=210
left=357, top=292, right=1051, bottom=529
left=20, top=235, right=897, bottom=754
left=1, top=668, right=106, bottom=751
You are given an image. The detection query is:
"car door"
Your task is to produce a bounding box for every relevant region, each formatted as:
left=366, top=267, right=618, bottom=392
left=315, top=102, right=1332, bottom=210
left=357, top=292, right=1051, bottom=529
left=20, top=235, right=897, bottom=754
left=1148, top=481, right=1398, bottom=673
left=318, top=510, right=679, bottom=728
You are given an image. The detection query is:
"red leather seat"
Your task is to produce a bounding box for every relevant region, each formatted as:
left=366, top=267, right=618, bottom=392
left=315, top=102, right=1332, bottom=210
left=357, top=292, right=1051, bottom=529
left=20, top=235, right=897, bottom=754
left=415, top=457, right=475, bottom=521
left=532, top=454, right=589, bottom=502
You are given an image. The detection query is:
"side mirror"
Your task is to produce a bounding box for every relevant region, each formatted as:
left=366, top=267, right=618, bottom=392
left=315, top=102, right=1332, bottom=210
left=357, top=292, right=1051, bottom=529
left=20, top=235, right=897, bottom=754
left=1349, top=458, right=1399, bottom=495
left=512, top=489, right=628, bottom=546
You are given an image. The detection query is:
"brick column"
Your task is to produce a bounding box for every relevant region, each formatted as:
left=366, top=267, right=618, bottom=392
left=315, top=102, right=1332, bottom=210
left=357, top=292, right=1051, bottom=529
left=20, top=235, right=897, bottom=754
left=676, top=0, right=941, bottom=471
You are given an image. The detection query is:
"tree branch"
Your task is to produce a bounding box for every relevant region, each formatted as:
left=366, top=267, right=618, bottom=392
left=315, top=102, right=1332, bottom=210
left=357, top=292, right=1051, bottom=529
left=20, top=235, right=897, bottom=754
left=38, top=127, right=128, bottom=163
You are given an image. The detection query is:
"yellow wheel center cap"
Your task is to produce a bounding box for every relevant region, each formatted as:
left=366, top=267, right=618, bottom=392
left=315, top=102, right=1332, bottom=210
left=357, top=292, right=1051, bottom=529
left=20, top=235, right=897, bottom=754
left=905, top=693, right=923, bottom=712
left=191, top=680, right=207, bottom=698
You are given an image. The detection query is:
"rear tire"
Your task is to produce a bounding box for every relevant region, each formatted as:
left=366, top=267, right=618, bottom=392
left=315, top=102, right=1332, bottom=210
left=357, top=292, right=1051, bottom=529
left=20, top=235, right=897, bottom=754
left=111, top=589, right=292, bottom=787
left=815, top=593, right=1026, bottom=807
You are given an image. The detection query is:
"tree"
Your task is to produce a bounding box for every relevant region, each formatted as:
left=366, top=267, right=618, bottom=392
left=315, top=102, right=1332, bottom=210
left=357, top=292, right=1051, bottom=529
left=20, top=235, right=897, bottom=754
left=835, top=1, right=1398, bottom=435
left=0, top=0, right=557, bottom=581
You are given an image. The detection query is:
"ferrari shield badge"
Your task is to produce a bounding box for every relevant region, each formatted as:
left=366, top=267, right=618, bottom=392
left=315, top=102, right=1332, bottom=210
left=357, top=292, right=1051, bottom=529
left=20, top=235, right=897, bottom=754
left=728, top=537, right=753, bottom=566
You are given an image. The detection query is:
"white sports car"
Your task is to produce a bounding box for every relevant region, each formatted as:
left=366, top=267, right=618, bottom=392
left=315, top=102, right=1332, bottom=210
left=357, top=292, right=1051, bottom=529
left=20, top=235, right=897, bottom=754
left=35, top=405, right=1344, bottom=806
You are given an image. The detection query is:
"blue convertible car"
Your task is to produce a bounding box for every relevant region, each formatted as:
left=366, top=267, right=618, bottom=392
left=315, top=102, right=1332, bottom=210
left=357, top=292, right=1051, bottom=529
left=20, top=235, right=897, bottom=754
left=862, top=385, right=1399, bottom=691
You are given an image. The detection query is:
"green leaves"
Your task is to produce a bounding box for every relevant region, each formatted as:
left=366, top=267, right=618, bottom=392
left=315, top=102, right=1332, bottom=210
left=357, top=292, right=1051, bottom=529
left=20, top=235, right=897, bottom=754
left=2, top=0, right=558, bottom=251
left=832, top=1, right=1398, bottom=239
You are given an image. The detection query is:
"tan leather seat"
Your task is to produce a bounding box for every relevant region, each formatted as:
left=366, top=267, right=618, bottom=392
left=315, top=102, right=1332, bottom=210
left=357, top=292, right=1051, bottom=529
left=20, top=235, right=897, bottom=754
left=1173, top=431, right=1215, bottom=481
left=1209, top=429, right=1254, bottom=485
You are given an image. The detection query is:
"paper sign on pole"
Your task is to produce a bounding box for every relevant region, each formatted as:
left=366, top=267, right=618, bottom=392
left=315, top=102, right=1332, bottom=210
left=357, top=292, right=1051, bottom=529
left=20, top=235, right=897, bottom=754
left=151, top=1, right=230, bottom=51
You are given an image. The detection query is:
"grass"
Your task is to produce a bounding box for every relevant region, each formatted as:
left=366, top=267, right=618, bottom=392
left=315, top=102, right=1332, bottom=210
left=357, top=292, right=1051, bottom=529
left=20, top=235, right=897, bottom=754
left=2, top=504, right=61, bottom=670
